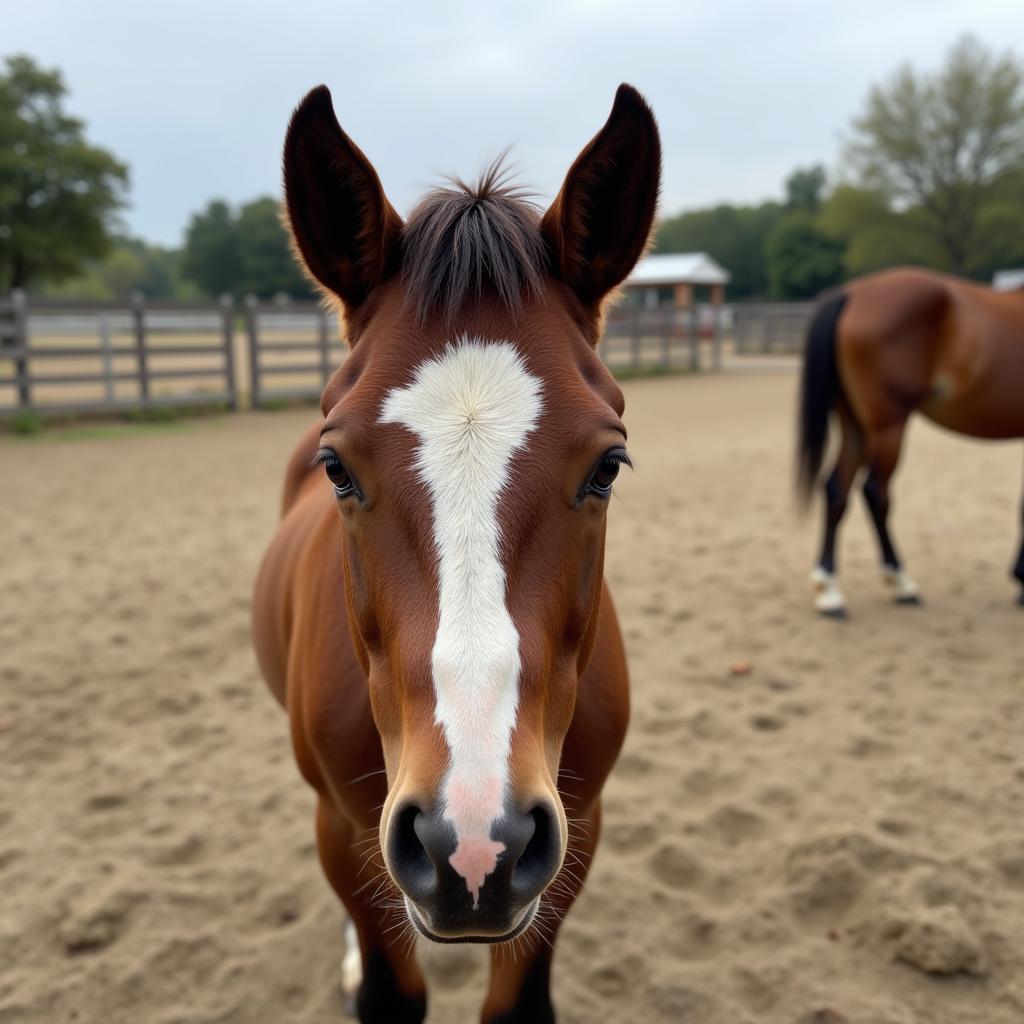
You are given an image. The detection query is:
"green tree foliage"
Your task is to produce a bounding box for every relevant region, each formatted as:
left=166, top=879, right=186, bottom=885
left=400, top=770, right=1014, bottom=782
left=785, top=165, right=828, bottom=212
left=764, top=211, right=844, bottom=298
left=181, top=200, right=243, bottom=298
left=181, top=196, right=312, bottom=299
left=655, top=202, right=783, bottom=298
left=818, top=186, right=947, bottom=275
left=845, top=34, right=1024, bottom=273
left=43, top=237, right=191, bottom=300
left=0, top=54, right=128, bottom=291
left=235, top=198, right=311, bottom=298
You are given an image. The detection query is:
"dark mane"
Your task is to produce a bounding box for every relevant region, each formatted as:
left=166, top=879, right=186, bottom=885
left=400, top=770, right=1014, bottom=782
left=401, top=159, right=547, bottom=324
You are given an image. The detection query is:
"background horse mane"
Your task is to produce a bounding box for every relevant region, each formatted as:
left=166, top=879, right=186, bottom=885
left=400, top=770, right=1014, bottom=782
left=401, top=159, right=547, bottom=324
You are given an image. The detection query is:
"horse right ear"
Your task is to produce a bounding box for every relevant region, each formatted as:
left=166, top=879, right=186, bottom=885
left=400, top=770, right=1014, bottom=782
left=283, top=86, right=403, bottom=317
left=541, top=84, right=661, bottom=313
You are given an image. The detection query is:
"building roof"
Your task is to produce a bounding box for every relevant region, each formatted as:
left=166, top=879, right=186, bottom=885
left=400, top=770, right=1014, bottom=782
left=626, top=252, right=731, bottom=287
left=993, top=269, right=1024, bottom=291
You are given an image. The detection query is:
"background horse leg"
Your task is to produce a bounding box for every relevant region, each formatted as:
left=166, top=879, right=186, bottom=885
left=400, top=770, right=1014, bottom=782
left=479, top=801, right=602, bottom=1024
left=1014, top=456, right=1024, bottom=605
left=812, top=409, right=862, bottom=616
left=862, top=420, right=921, bottom=604
left=315, top=798, right=427, bottom=1024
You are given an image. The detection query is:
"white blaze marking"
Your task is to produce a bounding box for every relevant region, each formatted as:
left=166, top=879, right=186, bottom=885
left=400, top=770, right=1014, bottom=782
left=380, top=338, right=542, bottom=908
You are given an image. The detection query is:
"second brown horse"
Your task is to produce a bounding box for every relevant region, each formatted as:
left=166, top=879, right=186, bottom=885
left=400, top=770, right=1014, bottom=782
left=798, top=266, right=1024, bottom=615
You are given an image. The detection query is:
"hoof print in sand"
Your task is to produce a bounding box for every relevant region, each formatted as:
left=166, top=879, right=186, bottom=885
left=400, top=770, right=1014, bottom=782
left=59, top=885, right=142, bottom=954
left=648, top=843, right=702, bottom=889
left=891, top=906, right=985, bottom=977
left=786, top=849, right=866, bottom=919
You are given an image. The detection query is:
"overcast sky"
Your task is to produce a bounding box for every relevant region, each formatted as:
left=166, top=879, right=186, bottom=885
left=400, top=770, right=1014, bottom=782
left=7, top=0, right=1024, bottom=246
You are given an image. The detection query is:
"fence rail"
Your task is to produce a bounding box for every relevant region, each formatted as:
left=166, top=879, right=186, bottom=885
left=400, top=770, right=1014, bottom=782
left=244, top=298, right=344, bottom=409
left=732, top=301, right=814, bottom=354
left=0, top=292, right=814, bottom=418
left=0, top=291, right=237, bottom=417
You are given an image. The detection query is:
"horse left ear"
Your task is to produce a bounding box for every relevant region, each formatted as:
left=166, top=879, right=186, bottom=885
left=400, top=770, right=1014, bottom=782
left=541, top=84, right=661, bottom=311
left=283, top=85, right=403, bottom=318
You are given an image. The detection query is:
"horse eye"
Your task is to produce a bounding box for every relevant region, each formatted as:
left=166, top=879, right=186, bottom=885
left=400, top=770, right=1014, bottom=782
left=317, top=450, right=357, bottom=498
left=585, top=449, right=630, bottom=500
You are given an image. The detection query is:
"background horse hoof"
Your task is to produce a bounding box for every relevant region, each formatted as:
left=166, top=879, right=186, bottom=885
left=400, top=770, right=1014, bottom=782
left=811, top=567, right=847, bottom=617
left=881, top=566, right=921, bottom=605
left=818, top=602, right=848, bottom=619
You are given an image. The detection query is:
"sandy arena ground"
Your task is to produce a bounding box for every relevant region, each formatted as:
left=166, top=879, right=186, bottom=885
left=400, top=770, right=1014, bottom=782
left=2, top=370, right=1024, bottom=1024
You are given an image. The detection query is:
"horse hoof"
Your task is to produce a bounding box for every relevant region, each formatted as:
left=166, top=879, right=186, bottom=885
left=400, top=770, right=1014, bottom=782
left=819, top=604, right=848, bottom=620
left=341, top=921, right=361, bottom=1018
left=811, top=566, right=846, bottom=617
left=881, top=567, right=920, bottom=605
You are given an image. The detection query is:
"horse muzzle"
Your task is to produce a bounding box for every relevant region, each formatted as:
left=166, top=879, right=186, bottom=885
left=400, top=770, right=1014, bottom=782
left=385, top=800, right=563, bottom=942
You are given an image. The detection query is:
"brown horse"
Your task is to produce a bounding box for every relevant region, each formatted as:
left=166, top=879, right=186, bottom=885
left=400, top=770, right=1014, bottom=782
left=251, top=83, right=659, bottom=1022
left=797, top=267, right=1024, bottom=615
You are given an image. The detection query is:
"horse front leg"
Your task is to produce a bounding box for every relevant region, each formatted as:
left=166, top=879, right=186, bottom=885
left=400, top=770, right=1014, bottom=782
left=1013, top=454, right=1024, bottom=605
left=811, top=408, right=862, bottom=617
left=861, top=419, right=921, bottom=605
left=479, top=801, right=602, bottom=1024
left=315, top=797, right=427, bottom=1024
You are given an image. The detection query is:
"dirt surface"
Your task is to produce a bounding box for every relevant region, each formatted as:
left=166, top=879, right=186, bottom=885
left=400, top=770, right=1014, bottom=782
left=2, top=371, right=1023, bottom=1024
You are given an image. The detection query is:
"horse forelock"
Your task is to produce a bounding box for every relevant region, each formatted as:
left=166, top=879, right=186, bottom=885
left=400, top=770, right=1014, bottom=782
left=400, top=158, right=548, bottom=327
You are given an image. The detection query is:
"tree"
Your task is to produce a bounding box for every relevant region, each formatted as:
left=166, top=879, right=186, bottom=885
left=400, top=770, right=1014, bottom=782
left=655, top=202, right=784, bottom=298
left=181, top=196, right=311, bottom=299
left=845, top=34, right=1024, bottom=273
left=181, top=200, right=242, bottom=298
left=0, top=55, right=129, bottom=291
left=785, top=165, right=828, bottom=212
left=42, top=237, right=193, bottom=301
left=819, top=186, right=948, bottom=275
left=764, top=211, right=844, bottom=298
left=236, top=197, right=312, bottom=299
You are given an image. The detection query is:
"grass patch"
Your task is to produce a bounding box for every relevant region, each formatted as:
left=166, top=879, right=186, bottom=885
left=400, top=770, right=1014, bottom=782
left=611, top=363, right=696, bottom=382
left=1, top=402, right=232, bottom=442
left=4, top=419, right=196, bottom=443
left=10, top=410, right=43, bottom=436
left=255, top=398, right=294, bottom=412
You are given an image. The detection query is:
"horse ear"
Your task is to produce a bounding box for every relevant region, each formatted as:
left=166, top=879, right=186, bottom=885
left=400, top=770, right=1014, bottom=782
left=283, top=86, right=403, bottom=314
left=541, top=84, right=661, bottom=310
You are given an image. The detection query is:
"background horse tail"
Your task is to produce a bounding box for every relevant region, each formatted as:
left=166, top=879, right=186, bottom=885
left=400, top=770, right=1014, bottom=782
left=796, top=290, right=849, bottom=505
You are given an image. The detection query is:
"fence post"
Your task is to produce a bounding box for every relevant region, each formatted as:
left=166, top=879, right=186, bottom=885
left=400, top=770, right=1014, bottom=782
left=689, top=306, right=700, bottom=371
left=630, top=312, right=642, bottom=370
left=659, top=309, right=671, bottom=368
left=11, top=289, right=30, bottom=410
left=98, top=314, right=115, bottom=406
left=711, top=307, right=722, bottom=371
left=245, top=295, right=260, bottom=409
left=318, top=305, right=331, bottom=384
left=132, top=292, right=150, bottom=406
left=220, top=294, right=238, bottom=410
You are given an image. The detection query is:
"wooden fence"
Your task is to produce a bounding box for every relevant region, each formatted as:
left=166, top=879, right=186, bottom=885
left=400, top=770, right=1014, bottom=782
left=244, top=298, right=344, bottom=408
left=0, top=292, right=812, bottom=418
left=0, top=291, right=237, bottom=416
left=732, top=301, right=814, bottom=354
left=601, top=306, right=724, bottom=372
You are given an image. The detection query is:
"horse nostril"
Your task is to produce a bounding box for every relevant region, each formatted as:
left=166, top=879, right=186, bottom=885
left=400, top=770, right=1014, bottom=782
left=510, top=805, right=560, bottom=900
left=390, top=803, right=435, bottom=901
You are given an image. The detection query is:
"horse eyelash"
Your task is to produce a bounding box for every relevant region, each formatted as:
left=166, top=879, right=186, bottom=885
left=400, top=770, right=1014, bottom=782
left=607, top=449, right=634, bottom=472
